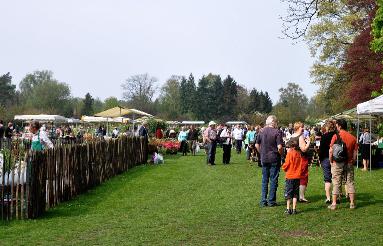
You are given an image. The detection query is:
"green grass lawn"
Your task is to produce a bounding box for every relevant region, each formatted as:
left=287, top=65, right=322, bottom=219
left=1, top=148, right=383, bottom=245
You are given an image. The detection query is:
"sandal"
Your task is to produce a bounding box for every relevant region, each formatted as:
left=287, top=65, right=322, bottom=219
left=299, top=199, right=310, bottom=203
left=328, top=204, right=337, bottom=210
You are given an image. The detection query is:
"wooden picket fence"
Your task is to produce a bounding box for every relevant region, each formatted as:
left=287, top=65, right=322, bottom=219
left=0, top=136, right=148, bottom=221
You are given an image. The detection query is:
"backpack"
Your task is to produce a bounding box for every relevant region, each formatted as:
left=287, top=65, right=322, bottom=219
left=332, top=133, right=348, bottom=163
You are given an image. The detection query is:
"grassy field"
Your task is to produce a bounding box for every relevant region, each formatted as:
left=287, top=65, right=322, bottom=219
left=1, top=148, right=383, bottom=245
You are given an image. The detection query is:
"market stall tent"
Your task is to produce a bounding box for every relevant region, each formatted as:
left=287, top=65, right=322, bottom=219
left=356, top=95, right=383, bottom=172
left=14, top=114, right=68, bottom=123
left=181, top=121, right=205, bottom=125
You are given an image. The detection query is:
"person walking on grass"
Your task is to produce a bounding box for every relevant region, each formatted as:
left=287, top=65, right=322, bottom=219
left=359, top=128, right=371, bottom=171
left=255, top=115, right=283, bottom=207
left=290, top=122, right=311, bottom=203
left=319, top=121, right=336, bottom=204
left=282, top=138, right=302, bottom=215
left=178, top=126, right=189, bottom=156
left=233, top=124, right=244, bottom=154
left=220, top=124, right=232, bottom=164
left=188, top=125, right=199, bottom=156
left=328, top=118, right=358, bottom=210
left=206, top=121, right=218, bottom=165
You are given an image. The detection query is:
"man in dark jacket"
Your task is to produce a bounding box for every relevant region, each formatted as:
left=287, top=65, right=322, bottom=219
left=255, top=115, right=283, bottom=207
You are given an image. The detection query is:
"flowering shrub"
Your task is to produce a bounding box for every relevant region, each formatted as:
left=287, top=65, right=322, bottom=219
left=150, top=138, right=180, bottom=154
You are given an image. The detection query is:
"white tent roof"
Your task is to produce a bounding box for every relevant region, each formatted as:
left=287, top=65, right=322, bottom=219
left=181, top=121, right=205, bottom=125
left=226, top=121, right=248, bottom=125
left=67, top=118, right=82, bottom=123
left=357, top=95, right=383, bottom=115
left=81, top=116, right=110, bottom=123
left=14, top=114, right=67, bottom=123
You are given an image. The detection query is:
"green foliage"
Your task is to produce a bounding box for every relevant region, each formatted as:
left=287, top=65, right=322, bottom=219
left=0, top=72, right=16, bottom=107
left=372, top=0, right=383, bottom=53
left=158, top=76, right=182, bottom=119
left=103, top=97, right=119, bottom=110
left=81, top=93, right=94, bottom=116
left=147, top=118, right=168, bottom=134
left=273, top=83, right=308, bottom=125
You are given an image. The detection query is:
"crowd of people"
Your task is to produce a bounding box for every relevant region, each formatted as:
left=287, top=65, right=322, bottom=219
left=0, top=116, right=367, bottom=215
left=165, top=116, right=360, bottom=215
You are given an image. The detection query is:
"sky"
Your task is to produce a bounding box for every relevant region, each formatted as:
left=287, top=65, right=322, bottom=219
left=0, top=0, right=317, bottom=103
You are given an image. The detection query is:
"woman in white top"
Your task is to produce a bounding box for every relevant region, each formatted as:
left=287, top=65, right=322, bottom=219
left=220, top=125, right=232, bottom=164
left=359, top=128, right=371, bottom=171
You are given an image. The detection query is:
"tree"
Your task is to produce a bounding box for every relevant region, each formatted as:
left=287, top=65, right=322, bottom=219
left=121, top=73, right=157, bottom=110
left=23, top=80, right=72, bottom=116
left=19, top=70, right=55, bottom=96
left=103, top=97, right=119, bottom=110
left=158, top=76, right=182, bottom=119
left=82, top=93, right=94, bottom=116
left=272, top=83, right=308, bottom=125
left=221, top=75, right=238, bottom=121
left=343, top=5, right=383, bottom=106
left=179, top=74, right=197, bottom=115
left=281, top=0, right=323, bottom=39
left=0, top=72, right=16, bottom=107
left=234, top=85, right=250, bottom=117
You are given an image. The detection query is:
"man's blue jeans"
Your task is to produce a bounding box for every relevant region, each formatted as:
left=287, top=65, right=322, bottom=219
left=260, top=162, right=280, bottom=206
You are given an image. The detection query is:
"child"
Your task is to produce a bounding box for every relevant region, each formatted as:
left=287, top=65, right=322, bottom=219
left=282, top=138, right=302, bottom=215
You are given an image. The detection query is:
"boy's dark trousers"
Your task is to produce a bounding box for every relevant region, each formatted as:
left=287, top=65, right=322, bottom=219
left=222, top=144, right=232, bottom=164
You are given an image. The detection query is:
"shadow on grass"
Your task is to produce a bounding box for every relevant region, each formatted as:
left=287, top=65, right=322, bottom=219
left=39, top=163, right=159, bottom=220
left=355, top=193, right=383, bottom=208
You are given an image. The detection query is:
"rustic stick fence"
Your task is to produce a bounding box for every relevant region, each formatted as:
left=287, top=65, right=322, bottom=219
left=1, top=136, right=148, bottom=221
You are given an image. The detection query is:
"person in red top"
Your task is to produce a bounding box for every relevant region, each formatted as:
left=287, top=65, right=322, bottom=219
left=329, top=118, right=358, bottom=210
left=282, top=138, right=302, bottom=215
left=155, top=127, right=163, bottom=139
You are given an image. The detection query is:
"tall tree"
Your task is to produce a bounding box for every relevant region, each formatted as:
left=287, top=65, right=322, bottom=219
left=121, top=73, right=157, bottom=110
left=272, top=83, right=308, bottom=125
left=19, top=70, right=55, bottom=97
left=221, top=75, right=238, bottom=121
left=103, top=97, right=119, bottom=110
left=0, top=72, right=16, bottom=107
left=158, top=76, right=182, bottom=119
left=179, top=73, right=197, bottom=115
left=82, top=93, right=94, bottom=116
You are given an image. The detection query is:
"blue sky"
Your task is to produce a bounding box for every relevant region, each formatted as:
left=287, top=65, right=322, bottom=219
left=0, top=0, right=317, bottom=103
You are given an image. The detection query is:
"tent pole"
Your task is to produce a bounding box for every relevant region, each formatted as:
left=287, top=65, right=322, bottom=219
left=357, top=116, right=360, bottom=169
left=370, top=115, right=372, bottom=172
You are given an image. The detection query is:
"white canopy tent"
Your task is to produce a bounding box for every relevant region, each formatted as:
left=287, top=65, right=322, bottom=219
left=14, top=114, right=68, bottom=123
left=67, top=118, right=82, bottom=124
left=81, top=116, right=110, bottom=123
left=356, top=95, right=383, bottom=172
left=226, top=121, right=248, bottom=125
left=181, top=121, right=205, bottom=125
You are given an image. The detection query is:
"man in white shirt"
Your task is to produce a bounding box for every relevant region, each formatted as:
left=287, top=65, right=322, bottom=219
left=232, top=124, right=244, bottom=154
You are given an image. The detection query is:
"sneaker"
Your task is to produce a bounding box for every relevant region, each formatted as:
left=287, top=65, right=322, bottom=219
left=268, top=202, right=278, bottom=207
left=325, top=199, right=331, bottom=204
left=284, top=209, right=292, bottom=215
left=291, top=209, right=298, bottom=215
left=350, top=204, right=356, bottom=209
left=327, top=204, right=337, bottom=210
left=260, top=202, right=268, bottom=208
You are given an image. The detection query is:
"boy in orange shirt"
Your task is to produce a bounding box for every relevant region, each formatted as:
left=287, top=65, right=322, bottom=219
left=282, top=139, right=302, bottom=215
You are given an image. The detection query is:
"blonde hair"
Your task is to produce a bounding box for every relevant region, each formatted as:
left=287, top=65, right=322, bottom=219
left=293, top=122, right=304, bottom=132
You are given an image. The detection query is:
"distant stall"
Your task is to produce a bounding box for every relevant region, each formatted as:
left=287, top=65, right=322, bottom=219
left=181, top=121, right=205, bottom=125
left=226, top=121, right=248, bottom=125
left=14, top=114, right=68, bottom=123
